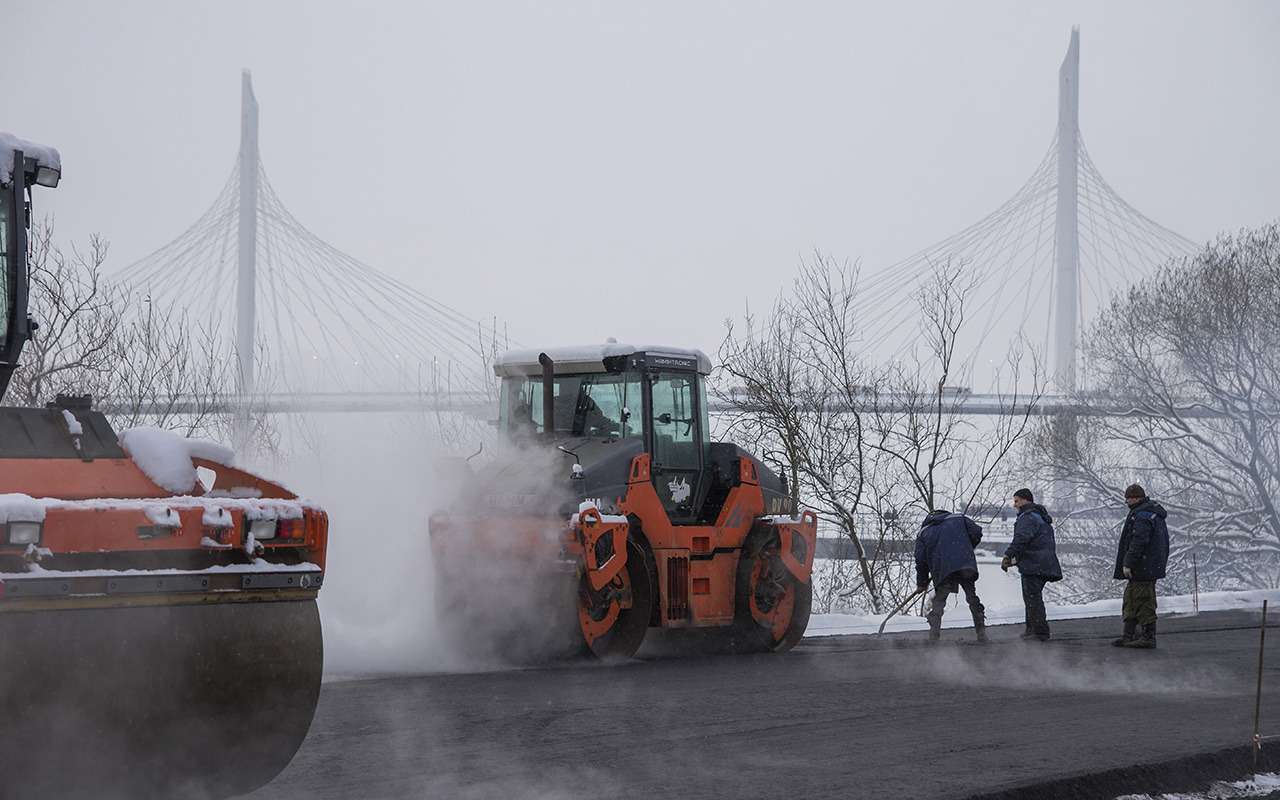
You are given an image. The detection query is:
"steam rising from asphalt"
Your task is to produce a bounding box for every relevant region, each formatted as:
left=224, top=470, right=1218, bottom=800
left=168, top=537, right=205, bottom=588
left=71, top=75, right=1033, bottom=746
left=903, top=640, right=1232, bottom=697
left=277, top=413, right=453, bottom=675
left=277, top=412, right=582, bottom=676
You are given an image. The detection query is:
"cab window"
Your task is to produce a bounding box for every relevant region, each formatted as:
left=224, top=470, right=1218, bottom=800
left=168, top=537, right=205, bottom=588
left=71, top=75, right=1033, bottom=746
left=649, top=371, right=700, bottom=470
left=500, top=372, right=642, bottom=439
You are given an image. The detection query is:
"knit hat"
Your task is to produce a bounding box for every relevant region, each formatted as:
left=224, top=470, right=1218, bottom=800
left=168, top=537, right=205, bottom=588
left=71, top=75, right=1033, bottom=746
left=1013, top=488, right=1034, bottom=503
left=1124, top=483, right=1147, bottom=500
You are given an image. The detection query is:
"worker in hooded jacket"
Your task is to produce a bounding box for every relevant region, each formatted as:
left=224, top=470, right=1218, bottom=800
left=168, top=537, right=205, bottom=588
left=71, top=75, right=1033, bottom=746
left=915, top=510, right=987, bottom=643
left=1112, top=483, right=1170, bottom=649
left=1002, top=488, right=1063, bottom=641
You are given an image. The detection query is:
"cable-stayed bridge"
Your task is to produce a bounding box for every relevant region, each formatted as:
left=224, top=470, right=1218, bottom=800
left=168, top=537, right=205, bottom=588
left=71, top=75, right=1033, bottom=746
left=113, top=73, right=502, bottom=404
left=110, top=28, right=1199, bottom=418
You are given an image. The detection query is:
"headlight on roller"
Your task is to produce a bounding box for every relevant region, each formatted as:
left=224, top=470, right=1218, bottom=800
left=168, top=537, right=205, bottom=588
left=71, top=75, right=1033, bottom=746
left=249, top=518, right=278, bottom=540
left=7, top=522, right=43, bottom=545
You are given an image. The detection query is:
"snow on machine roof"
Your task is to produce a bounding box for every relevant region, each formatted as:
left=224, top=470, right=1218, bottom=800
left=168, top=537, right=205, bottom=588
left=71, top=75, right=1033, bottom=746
left=494, top=342, right=712, bottom=377
left=0, top=132, right=61, bottom=187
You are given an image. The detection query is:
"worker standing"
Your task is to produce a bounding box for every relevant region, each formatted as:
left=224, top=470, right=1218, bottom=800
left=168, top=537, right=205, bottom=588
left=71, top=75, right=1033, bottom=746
left=1112, top=484, right=1170, bottom=649
left=915, top=509, right=987, bottom=643
left=1002, top=488, right=1063, bottom=641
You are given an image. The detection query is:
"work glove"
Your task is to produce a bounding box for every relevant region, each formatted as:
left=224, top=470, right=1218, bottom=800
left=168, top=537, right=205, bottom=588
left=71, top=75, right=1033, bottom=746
left=1123, top=566, right=1132, bottom=579
left=1000, top=555, right=1012, bottom=572
left=917, top=582, right=929, bottom=593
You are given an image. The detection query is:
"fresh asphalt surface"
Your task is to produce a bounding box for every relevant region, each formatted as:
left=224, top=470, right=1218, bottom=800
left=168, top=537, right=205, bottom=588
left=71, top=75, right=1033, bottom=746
left=245, top=609, right=1280, bottom=800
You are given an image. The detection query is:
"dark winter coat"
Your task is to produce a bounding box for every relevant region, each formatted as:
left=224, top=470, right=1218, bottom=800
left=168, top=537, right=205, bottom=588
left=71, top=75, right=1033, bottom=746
left=1114, top=499, right=1170, bottom=581
left=1005, top=503, right=1063, bottom=581
left=915, top=511, right=983, bottom=590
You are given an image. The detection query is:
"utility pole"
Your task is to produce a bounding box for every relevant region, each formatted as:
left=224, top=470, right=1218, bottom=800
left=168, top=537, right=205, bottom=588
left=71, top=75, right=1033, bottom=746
left=1052, top=28, right=1081, bottom=509
left=235, top=70, right=259, bottom=451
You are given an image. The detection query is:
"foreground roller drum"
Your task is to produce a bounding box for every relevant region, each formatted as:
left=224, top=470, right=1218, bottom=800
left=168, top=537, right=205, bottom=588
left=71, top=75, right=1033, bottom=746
left=0, top=601, right=322, bottom=799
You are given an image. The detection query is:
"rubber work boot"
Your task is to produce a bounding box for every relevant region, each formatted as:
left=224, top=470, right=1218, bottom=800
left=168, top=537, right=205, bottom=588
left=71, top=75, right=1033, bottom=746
left=1122, top=622, right=1157, bottom=649
left=1112, top=619, right=1138, bottom=647
left=969, top=604, right=988, bottom=643
left=927, top=623, right=941, bottom=645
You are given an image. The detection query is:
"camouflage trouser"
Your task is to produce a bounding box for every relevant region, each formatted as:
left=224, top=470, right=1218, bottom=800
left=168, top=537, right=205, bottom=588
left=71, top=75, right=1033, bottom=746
left=1122, top=580, right=1158, bottom=626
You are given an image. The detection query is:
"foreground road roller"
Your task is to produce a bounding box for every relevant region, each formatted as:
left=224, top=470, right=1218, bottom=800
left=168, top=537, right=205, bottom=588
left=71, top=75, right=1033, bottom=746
left=429, top=344, right=817, bottom=661
left=1, top=136, right=328, bottom=798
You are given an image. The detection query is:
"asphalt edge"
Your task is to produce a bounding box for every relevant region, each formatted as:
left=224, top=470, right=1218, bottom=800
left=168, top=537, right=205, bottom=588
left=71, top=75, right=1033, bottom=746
left=963, top=745, right=1280, bottom=799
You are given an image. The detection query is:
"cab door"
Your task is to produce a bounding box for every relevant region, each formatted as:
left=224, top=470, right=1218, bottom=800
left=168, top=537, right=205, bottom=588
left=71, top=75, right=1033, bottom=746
left=646, top=370, right=704, bottom=522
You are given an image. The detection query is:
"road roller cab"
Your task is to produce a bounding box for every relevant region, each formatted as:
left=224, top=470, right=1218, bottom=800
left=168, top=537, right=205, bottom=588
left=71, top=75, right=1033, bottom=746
left=0, top=134, right=327, bottom=799
left=429, top=343, right=817, bottom=661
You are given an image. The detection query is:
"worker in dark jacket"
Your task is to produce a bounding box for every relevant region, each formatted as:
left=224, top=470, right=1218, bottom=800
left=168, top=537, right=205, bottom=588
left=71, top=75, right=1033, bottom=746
left=1112, top=484, right=1170, bottom=649
left=1001, top=488, right=1062, bottom=641
left=915, top=510, right=986, bottom=643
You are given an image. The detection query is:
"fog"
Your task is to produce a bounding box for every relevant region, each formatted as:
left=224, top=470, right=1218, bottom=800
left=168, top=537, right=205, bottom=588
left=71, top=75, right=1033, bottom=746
left=905, top=637, right=1234, bottom=697
left=6, top=1, right=1280, bottom=363
left=269, top=412, right=588, bottom=676
left=268, top=412, right=454, bottom=675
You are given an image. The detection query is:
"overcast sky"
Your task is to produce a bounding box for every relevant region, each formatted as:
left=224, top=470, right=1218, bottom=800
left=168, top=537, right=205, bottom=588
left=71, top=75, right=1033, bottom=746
left=5, top=1, right=1279, bottom=367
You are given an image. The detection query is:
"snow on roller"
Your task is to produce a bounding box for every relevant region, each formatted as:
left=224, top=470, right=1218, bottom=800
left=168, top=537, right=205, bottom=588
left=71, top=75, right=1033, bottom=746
left=0, top=137, right=328, bottom=799
left=428, top=344, right=817, bottom=663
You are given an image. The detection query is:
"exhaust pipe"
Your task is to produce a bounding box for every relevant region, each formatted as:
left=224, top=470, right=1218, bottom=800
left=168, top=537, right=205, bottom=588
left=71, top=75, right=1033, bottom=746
left=538, top=352, right=555, bottom=436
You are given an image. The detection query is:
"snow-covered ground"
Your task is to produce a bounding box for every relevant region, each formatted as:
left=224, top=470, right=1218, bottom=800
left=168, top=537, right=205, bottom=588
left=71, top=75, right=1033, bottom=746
left=1118, top=773, right=1280, bottom=800
left=807, top=583, right=1280, bottom=638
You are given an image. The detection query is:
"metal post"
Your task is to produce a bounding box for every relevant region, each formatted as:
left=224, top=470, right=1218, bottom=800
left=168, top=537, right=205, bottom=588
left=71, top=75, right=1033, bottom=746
left=1192, top=551, right=1199, bottom=615
left=235, top=70, right=259, bottom=449
left=1254, top=599, right=1268, bottom=773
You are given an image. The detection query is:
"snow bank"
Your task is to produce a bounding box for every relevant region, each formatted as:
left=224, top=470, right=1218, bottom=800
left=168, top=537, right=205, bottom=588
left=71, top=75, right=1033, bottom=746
left=143, top=505, right=180, bottom=527
left=0, top=132, right=60, bottom=185
left=807, top=587, right=1280, bottom=638
left=572, top=500, right=628, bottom=526
left=118, top=427, right=235, bottom=494
left=1119, top=772, right=1280, bottom=800
left=7, top=560, right=321, bottom=580
left=38, top=495, right=314, bottom=520
left=61, top=409, right=83, bottom=436
left=202, top=506, right=233, bottom=528
left=762, top=513, right=804, bottom=523
left=0, top=494, right=46, bottom=524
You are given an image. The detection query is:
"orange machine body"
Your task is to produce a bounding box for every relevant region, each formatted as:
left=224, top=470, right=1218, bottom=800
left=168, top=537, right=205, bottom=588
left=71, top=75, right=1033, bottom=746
left=0, top=412, right=328, bottom=609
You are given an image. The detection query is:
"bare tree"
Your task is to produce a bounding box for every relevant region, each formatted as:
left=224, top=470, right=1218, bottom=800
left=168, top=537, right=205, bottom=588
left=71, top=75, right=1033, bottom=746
left=10, top=222, right=122, bottom=407
left=718, top=253, right=1044, bottom=615
left=11, top=219, right=275, bottom=451
left=719, top=253, right=887, bottom=611
left=1036, top=223, right=1280, bottom=594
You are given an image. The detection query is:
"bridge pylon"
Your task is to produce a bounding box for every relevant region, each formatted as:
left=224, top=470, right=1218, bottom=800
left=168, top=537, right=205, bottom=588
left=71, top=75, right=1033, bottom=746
left=234, top=70, right=259, bottom=451
left=1053, top=27, right=1080, bottom=395
left=1051, top=28, right=1082, bottom=510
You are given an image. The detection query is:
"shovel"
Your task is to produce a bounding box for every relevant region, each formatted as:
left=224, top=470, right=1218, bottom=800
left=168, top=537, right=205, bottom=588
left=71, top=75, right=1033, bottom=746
left=878, top=586, right=930, bottom=636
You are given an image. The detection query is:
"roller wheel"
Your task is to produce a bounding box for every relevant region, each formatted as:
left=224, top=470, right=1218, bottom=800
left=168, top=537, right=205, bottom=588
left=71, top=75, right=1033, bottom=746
left=578, top=538, right=655, bottom=660
left=732, top=525, right=812, bottom=653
